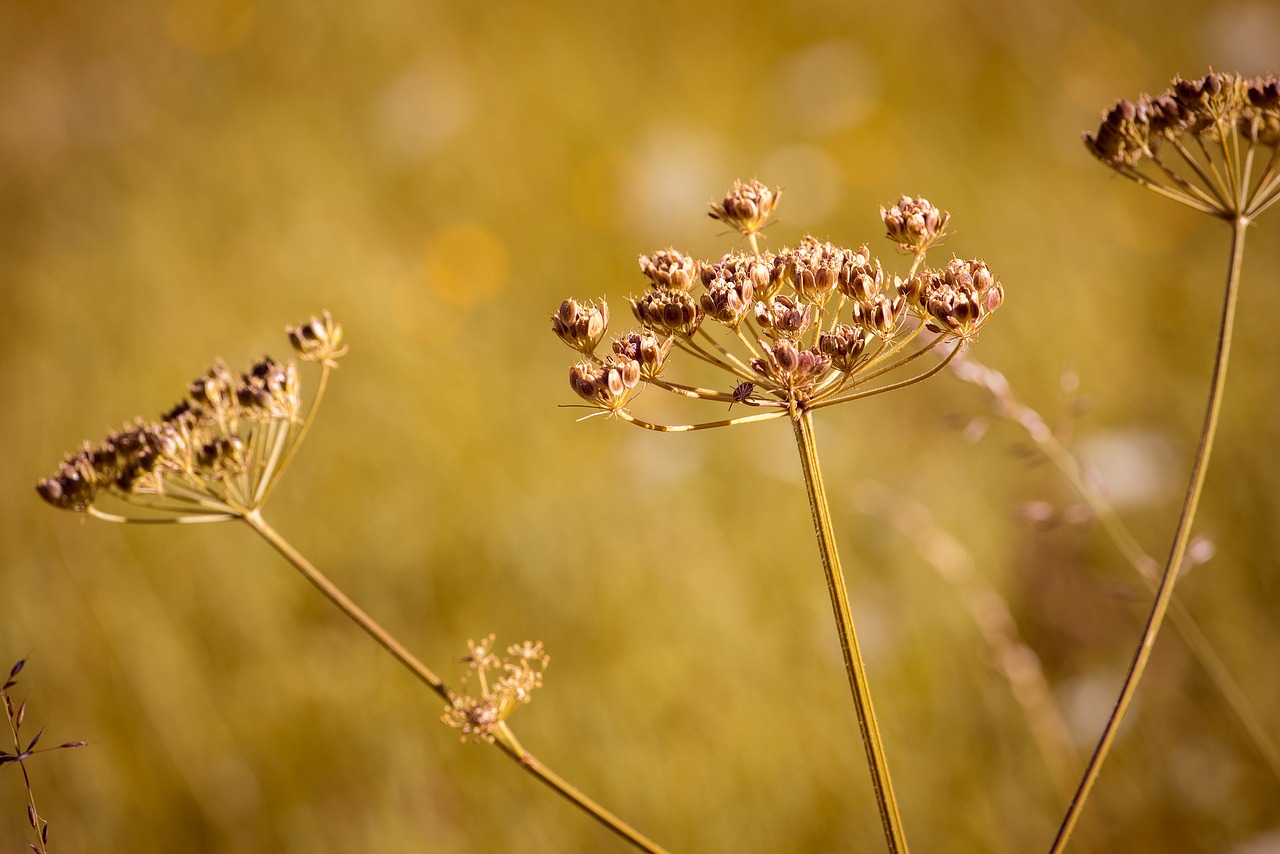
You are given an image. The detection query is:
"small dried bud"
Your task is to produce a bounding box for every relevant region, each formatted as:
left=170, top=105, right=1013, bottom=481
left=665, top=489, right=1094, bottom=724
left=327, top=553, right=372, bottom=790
left=613, top=329, right=674, bottom=379
left=630, top=290, right=704, bottom=338
left=699, top=275, right=754, bottom=329
left=708, top=179, right=780, bottom=237
left=754, top=294, right=813, bottom=339
left=881, top=196, right=950, bottom=253
left=638, top=248, right=698, bottom=292
left=569, top=357, right=643, bottom=413
left=703, top=251, right=779, bottom=301
left=750, top=340, right=831, bottom=392
left=914, top=258, right=1004, bottom=340
left=817, top=323, right=873, bottom=373
left=837, top=245, right=884, bottom=304
left=551, top=298, right=609, bottom=354
left=286, top=311, right=347, bottom=365
left=852, top=292, right=908, bottom=339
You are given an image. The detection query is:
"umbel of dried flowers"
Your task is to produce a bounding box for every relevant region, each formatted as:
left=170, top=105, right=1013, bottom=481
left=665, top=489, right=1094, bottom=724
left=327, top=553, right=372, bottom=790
left=36, top=312, right=347, bottom=522
left=553, top=181, right=1003, bottom=426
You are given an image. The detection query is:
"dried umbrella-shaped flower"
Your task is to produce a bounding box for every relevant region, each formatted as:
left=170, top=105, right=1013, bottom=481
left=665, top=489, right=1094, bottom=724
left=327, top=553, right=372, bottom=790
left=442, top=635, right=550, bottom=744
left=1051, top=70, right=1280, bottom=854
left=551, top=181, right=1005, bottom=854
left=36, top=311, right=347, bottom=523
left=34, top=314, right=670, bottom=854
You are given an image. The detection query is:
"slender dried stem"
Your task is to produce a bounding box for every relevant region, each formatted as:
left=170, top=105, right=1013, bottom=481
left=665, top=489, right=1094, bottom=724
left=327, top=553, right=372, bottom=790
left=1050, top=214, right=1248, bottom=852
left=240, top=510, right=669, bottom=853
left=792, top=408, right=909, bottom=854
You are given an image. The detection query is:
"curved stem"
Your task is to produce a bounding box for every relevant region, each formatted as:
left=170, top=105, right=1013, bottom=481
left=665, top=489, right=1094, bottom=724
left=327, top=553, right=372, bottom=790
left=1049, top=215, right=1248, bottom=852
left=792, top=409, right=909, bottom=854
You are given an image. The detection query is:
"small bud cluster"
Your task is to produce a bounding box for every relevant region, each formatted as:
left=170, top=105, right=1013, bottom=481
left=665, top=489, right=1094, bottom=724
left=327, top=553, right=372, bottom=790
left=441, top=635, right=550, bottom=744
left=553, top=184, right=1002, bottom=420
left=1084, top=71, right=1280, bottom=217
left=36, top=313, right=345, bottom=520
left=708, top=179, right=781, bottom=237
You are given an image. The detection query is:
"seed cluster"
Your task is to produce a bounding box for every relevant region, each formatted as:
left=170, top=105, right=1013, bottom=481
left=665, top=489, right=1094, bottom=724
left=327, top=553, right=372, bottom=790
left=1084, top=71, right=1280, bottom=219
left=553, top=183, right=1002, bottom=422
left=441, top=636, right=550, bottom=743
left=35, top=312, right=346, bottom=520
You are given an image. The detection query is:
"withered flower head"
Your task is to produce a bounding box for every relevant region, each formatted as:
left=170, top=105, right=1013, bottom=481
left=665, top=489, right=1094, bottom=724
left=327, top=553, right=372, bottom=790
left=700, top=274, right=754, bottom=329
left=639, top=248, right=699, bottom=292
left=837, top=245, right=884, bottom=304
left=754, top=294, right=814, bottom=339
left=818, top=323, right=874, bottom=373
left=911, top=258, right=1003, bottom=341
left=441, top=635, right=550, bottom=744
left=778, top=237, right=843, bottom=305
left=630, top=290, right=704, bottom=338
left=613, top=329, right=673, bottom=379
left=750, top=339, right=831, bottom=394
left=287, top=311, right=347, bottom=366
left=1084, top=71, right=1280, bottom=217
left=708, top=179, right=780, bottom=237
left=702, top=251, right=779, bottom=301
left=881, top=196, right=951, bottom=253
left=552, top=298, right=610, bottom=355
left=36, top=314, right=340, bottom=521
left=851, top=292, right=908, bottom=340
left=569, top=357, right=643, bottom=414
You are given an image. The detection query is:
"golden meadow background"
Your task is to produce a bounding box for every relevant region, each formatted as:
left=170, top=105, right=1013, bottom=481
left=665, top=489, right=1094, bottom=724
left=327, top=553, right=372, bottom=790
left=3, top=0, right=1279, bottom=851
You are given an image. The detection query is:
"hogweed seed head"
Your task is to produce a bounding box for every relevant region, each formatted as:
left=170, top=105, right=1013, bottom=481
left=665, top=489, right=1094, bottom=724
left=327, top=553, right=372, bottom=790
left=1085, top=70, right=1280, bottom=217
left=569, top=357, right=643, bottom=414
left=639, top=248, right=699, bottom=292
left=552, top=298, right=610, bottom=355
left=36, top=313, right=342, bottom=521
left=708, top=179, right=780, bottom=237
left=630, top=290, right=704, bottom=338
left=441, top=635, right=549, bottom=744
left=613, top=329, right=674, bottom=379
left=286, top=310, right=347, bottom=366
left=555, top=182, right=1002, bottom=423
left=881, top=196, right=950, bottom=253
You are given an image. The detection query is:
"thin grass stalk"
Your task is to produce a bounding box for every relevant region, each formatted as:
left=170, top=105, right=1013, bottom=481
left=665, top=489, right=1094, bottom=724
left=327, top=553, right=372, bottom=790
left=792, top=408, right=909, bottom=854
left=1050, top=215, right=1248, bottom=852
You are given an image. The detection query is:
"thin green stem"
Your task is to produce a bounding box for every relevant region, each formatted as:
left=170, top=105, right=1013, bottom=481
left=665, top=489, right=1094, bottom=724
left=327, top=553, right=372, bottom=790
left=792, top=409, right=909, bottom=854
left=1050, top=215, right=1248, bottom=852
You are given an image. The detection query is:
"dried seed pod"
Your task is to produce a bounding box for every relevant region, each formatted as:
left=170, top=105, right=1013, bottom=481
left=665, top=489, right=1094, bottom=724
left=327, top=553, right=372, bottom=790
left=638, top=248, right=699, bottom=292
left=754, top=294, right=813, bottom=339
left=699, top=275, right=754, bottom=329
left=630, top=290, right=704, bottom=338
left=286, top=310, right=347, bottom=364
left=818, top=323, right=874, bottom=373
left=881, top=196, right=950, bottom=253
left=568, top=357, right=643, bottom=413
left=551, top=298, right=610, bottom=355
left=708, top=179, right=780, bottom=237
left=613, top=329, right=673, bottom=379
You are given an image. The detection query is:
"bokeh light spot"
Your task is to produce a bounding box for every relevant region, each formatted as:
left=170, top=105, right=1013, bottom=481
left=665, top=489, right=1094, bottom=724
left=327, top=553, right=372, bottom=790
left=165, top=0, right=255, bottom=58
left=421, top=222, right=509, bottom=307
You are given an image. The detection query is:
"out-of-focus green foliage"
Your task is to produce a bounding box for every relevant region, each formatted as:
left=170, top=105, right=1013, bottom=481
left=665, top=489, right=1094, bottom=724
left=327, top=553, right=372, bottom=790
left=2, top=0, right=1279, bottom=851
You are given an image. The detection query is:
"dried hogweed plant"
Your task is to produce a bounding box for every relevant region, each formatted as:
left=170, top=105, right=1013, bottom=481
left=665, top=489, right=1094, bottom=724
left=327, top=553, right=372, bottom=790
left=1037, top=70, right=1280, bottom=852
left=35, top=315, right=667, bottom=853
left=554, top=180, right=1004, bottom=853
left=2, top=660, right=87, bottom=854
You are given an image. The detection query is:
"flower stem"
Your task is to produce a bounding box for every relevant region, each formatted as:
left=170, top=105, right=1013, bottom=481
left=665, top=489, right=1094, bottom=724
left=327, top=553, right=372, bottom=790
left=1049, top=214, right=1248, bottom=852
left=792, top=408, right=909, bottom=854
left=242, top=509, right=453, bottom=702
left=241, top=510, right=668, bottom=854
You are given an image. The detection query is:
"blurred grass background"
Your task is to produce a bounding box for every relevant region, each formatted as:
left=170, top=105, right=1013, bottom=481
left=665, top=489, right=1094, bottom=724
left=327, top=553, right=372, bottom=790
left=3, top=0, right=1280, bottom=851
